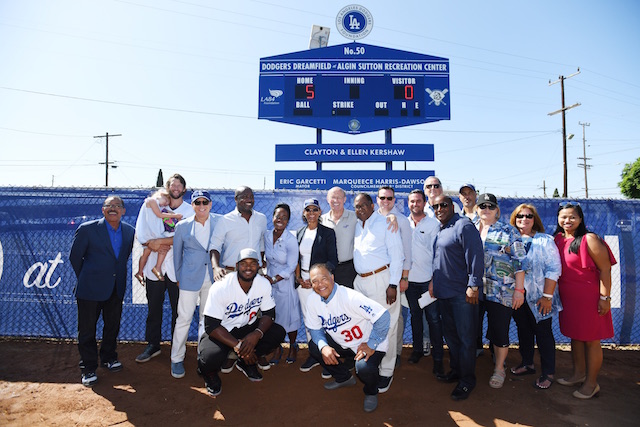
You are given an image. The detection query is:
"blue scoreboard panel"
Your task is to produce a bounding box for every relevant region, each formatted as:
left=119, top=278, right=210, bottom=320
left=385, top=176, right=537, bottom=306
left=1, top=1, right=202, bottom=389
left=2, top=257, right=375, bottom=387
left=258, top=42, right=450, bottom=134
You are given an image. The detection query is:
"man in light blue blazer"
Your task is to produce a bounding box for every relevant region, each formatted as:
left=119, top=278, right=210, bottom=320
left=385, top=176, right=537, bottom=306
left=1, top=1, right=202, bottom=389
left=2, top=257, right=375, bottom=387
left=170, top=190, right=220, bottom=378
left=69, top=195, right=135, bottom=387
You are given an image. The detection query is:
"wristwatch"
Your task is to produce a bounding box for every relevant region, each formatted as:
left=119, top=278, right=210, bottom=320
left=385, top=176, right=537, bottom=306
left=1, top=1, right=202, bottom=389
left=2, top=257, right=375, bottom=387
left=470, top=286, right=478, bottom=292
left=389, top=284, right=398, bottom=289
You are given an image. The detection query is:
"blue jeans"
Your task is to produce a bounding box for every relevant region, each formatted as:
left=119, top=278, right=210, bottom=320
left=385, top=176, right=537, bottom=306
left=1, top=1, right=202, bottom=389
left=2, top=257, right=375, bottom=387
left=438, top=293, right=479, bottom=389
left=406, top=281, right=444, bottom=361
left=309, top=335, right=385, bottom=396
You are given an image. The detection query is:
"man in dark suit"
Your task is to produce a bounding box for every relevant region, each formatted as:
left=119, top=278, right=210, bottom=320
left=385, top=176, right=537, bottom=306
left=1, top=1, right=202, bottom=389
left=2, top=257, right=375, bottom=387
left=69, top=195, right=135, bottom=387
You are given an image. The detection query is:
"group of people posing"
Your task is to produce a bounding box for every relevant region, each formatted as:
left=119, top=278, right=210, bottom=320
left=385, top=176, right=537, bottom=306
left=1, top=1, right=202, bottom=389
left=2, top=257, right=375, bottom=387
left=69, top=173, right=616, bottom=413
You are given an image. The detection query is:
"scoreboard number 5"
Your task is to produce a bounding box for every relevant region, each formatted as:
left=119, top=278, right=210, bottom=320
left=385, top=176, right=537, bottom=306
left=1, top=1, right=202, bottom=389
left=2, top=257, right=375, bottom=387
left=341, top=325, right=363, bottom=342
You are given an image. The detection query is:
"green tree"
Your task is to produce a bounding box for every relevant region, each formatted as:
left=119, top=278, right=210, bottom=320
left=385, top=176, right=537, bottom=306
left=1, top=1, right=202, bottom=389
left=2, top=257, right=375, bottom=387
left=553, top=188, right=560, bottom=198
left=619, top=157, right=640, bottom=199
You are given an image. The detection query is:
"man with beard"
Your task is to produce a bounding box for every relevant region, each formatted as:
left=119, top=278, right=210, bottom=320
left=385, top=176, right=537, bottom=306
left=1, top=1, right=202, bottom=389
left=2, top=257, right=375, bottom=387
left=197, top=248, right=285, bottom=396
left=70, top=196, right=135, bottom=386
left=459, top=184, right=479, bottom=222
left=136, top=174, right=195, bottom=363
left=209, top=186, right=268, bottom=370
left=430, top=195, right=484, bottom=400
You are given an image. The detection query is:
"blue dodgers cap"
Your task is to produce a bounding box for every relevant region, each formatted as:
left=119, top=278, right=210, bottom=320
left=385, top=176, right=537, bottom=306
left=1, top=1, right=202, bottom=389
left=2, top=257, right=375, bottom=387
left=304, top=198, right=320, bottom=209
left=191, top=190, right=211, bottom=203
left=237, top=248, right=260, bottom=263
left=459, top=183, right=476, bottom=193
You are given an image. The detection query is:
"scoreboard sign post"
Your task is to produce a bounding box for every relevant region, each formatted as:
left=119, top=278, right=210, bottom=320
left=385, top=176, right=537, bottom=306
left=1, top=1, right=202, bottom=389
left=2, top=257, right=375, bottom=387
left=258, top=42, right=450, bottom=134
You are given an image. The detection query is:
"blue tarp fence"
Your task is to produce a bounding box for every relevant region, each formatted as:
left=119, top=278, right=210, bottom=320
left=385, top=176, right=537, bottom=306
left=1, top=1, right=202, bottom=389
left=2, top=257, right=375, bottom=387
left=0, top=187, right=638, bottom=345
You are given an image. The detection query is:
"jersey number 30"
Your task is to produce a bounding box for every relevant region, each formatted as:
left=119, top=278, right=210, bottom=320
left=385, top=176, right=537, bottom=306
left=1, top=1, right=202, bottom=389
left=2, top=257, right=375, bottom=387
left=341, top=325, right=363, bottom=342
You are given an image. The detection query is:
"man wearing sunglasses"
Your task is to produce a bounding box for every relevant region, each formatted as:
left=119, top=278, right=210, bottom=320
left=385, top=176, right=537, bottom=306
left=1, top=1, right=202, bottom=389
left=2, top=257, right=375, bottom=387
left=431, top=195, right=484, bottom=401
left=423, top=176, right=461, bottom=218
left=169, top=190, right=221, bottom=379
left=136, top=174, right=195, bottom=364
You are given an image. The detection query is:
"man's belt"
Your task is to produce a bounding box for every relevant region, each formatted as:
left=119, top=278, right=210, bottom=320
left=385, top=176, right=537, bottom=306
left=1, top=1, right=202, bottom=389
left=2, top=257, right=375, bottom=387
left=357, top=264, right=389, bottom=278
left=224, top=266, right=236, bottom=271
left=338, top=259, right=354, bottom=265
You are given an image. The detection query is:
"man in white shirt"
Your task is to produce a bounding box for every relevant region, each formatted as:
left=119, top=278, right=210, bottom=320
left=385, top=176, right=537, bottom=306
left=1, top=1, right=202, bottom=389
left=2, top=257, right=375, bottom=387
left=169, top=190, right=220, bottom=379
left=405, top=190, right=444, bottom=375
left=353, top=193, right=404, bottom=394
left=208, top=186, right=268, bottom=370
left=209, top=186, right=268, bottom=280
left=305, top=263, right=390, bottom=413
left=423, top=176, right=461, bottom=218
left=136, top=173, right=195, bottom=363
left=377, top=186, right=412, bottom=367
left=197, top=248, right=285, bottom=396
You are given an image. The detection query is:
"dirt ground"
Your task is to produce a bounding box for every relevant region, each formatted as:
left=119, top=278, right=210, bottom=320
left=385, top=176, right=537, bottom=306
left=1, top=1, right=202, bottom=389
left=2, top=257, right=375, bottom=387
left=0, top=339, right=638, bottom=427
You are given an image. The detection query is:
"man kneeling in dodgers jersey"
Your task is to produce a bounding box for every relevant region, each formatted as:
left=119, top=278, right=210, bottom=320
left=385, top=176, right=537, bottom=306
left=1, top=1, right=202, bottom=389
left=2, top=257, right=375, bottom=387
left=306, top=263, right=390, bottom=413
left=198, top=248, right=285, bottom=396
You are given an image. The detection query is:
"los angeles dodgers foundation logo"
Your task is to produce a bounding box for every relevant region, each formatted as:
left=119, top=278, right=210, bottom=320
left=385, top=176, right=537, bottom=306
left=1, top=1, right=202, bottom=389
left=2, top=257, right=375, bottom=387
left=336, top=5, right=373, bottom=40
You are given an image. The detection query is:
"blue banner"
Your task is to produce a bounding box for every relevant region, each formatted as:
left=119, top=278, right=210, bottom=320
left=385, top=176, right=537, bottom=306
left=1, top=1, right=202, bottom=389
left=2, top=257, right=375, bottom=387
left=275, top=144, right=434, bottom=162
left=1, top=187, right=638, bottom=345
left=275, top=170, right=433, bottom=192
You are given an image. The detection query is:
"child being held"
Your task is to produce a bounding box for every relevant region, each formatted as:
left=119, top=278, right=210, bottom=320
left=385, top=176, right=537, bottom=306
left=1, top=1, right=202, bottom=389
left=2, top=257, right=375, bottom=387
left=134, top=189, right=183, bottom=283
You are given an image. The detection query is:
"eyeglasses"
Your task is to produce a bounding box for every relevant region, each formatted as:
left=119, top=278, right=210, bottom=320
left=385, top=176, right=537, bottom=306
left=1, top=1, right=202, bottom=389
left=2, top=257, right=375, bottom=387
left=193, top=200, right=210, bottom=206
left=305, top=207, right=320, bottom=213
left=478, top=203, right=497, bottom=210
left=425, top=184, right=441, bottom=189
left=103, top=204, right=123, bottom=209
left=378, top=196, right=394, bottom=201
left=516, top=213, right=534, bottom=219
left=432, top=202, right=449, bottom=210
left=559, top=201, right=581, bottom=208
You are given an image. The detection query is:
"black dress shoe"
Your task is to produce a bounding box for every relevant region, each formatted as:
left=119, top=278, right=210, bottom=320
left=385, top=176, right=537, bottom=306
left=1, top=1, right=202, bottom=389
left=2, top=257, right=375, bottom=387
left=451, top=385, right=472, bottom=401
left=408, top=352, right=422, bottom=364
left=436, top=370, right=460, bottom=383
left=433, top=360, right=445, bottom=376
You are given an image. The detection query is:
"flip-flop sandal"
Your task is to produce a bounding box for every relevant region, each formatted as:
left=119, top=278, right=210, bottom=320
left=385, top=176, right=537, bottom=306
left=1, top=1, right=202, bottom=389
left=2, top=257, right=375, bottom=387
left=489, top=370, right=506, bottom=388
left=510, top=364, right=536, bottom=376
left=534, top=374, right=554, bottom=389
left=151, top=267, right=165, bottom=281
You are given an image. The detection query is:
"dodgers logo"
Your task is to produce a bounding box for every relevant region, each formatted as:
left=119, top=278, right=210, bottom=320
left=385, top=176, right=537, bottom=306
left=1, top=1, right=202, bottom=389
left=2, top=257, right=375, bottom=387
left=226, top=296, right=263, bottom=319
left=336, top=5, right=373, bottom=40
left=320, top=313, right=352, bottom=333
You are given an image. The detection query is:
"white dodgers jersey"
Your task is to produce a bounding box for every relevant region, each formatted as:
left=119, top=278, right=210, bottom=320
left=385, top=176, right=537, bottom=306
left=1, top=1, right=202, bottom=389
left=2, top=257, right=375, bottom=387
left=305, top=284, right=388, bottom=353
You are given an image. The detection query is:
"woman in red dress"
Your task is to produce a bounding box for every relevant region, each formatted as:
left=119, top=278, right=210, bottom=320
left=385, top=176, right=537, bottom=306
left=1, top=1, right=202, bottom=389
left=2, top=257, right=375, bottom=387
left=553, top=202, right=616, bottom=399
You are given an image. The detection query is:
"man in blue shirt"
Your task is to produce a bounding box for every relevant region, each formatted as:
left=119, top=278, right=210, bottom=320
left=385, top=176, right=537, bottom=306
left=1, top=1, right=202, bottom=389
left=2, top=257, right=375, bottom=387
left=69, top=196, right=135, bottom=387
left=430, top=195, right=484, bottom=400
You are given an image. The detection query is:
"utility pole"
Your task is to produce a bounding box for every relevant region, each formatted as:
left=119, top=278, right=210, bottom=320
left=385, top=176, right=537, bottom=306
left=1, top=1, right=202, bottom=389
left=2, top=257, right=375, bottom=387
left=577, top=122, right=591, bottom=198
left=94, top=132, right=122, bottom=187
left=548, top=69, right=581, bottom=198
left=541, top=180, right=547, bottom=198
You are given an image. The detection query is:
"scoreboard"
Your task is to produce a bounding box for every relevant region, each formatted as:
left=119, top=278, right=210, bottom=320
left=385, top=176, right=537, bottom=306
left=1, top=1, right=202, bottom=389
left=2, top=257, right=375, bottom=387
left=258, top=42, right=450, bottom=134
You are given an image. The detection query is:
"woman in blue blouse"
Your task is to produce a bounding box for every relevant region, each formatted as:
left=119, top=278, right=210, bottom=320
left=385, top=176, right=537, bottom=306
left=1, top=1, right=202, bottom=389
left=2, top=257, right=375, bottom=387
left=476, top=193, right=526, bottom=389
left=263, top=203, right=301, bottom=364
left=509, top=204, right=562, bottom=389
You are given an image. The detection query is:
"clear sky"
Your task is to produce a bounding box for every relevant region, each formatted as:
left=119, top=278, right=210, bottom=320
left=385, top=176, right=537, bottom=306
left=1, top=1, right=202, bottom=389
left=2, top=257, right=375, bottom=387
left=1, top=0, right=638, bottom=198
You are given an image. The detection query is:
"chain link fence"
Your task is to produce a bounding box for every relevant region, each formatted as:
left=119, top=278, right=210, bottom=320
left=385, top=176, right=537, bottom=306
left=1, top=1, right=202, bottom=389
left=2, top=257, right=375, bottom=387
left=0, top=187, right=637, bottom=345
